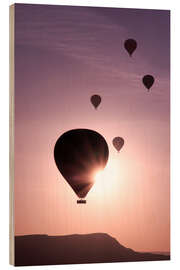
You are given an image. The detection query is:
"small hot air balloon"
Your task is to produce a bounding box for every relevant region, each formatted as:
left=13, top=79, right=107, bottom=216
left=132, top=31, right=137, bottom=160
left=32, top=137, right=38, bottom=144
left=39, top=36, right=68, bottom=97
left=54, top=129, right=109, bottom=204
left=91, top=95, right=101, bottom=109
left=142, top=75, right=155, bottom=91
left=124, top=39, right=137, bottom=57
left=112, top=137, right=124, bottom=152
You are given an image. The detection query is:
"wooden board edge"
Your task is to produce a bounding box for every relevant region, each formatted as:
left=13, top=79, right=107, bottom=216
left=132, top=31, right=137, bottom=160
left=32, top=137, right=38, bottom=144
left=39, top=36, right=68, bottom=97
left=9, top=3, right=15, bottom=266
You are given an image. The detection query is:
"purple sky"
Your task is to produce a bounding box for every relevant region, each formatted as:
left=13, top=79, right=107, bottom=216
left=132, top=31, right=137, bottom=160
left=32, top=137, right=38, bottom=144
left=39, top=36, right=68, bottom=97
left=14, top=4, right=170, bottom=252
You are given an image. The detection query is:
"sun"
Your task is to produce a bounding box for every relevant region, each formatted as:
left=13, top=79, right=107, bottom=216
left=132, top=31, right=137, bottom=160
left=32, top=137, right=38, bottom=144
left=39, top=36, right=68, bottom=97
left=89, top=157, right=123, bottom=201
left=94, top=170, right=104, bottom=182
left=93, top=158, right=119, bottom=183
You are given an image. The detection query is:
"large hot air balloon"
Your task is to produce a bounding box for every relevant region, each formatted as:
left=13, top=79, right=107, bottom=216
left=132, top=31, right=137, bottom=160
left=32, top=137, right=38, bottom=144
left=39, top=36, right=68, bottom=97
left=54, top=129, right=109, bottom=203
left=124, top=39, right=137, bottom=57
left=90, top=95, right=101, bottom=109
left=142, top=75, right=155, bottom=91
left=112, top=137, right=124, bottom=152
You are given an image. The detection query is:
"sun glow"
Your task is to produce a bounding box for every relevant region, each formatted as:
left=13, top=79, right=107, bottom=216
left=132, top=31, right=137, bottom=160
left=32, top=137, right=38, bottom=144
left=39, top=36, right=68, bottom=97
left=89, top=157, right=123, bottom=201
left=94, top=170, right=103, bottom=181
left=94, top=158, right=120, bottom=182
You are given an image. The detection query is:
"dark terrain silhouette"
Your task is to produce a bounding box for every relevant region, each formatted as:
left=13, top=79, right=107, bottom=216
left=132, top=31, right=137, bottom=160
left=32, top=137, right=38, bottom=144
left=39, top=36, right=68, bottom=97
left=15, top=233, right=170, bottom=266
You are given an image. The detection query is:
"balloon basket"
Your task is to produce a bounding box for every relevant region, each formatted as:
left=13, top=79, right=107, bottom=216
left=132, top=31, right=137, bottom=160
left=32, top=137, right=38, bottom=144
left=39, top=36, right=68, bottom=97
left=77, top=199, right=86, bottom=204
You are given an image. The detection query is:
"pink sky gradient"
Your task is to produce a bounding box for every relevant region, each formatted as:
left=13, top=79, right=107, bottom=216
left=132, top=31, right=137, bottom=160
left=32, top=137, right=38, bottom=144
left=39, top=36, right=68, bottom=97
left=14, top=4, right=170, bottom=253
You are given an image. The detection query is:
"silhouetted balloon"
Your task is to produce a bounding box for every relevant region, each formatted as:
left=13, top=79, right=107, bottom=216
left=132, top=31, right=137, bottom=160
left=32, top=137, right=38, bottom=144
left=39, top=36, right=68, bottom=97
left=142, top=75, right=154, bottom=90
left=112, top=137, right=124, bottom=152
left=124, top=39, right=137, bottom=57
left=54, top=129, right=109, bottom=202
left=91, top=95, right=101, bottom=109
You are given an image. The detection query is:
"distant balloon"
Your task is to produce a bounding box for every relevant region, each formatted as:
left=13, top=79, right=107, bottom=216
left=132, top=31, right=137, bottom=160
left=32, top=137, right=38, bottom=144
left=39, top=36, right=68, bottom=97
left=112, top=137, right=124, bottom=152
left=54, top=129, right=109, bottom=203
left=124, top=39, right=137, bottom=57
left=142, top=75, right=155, bottom=90
left=91, top=95, right=101, bottom=109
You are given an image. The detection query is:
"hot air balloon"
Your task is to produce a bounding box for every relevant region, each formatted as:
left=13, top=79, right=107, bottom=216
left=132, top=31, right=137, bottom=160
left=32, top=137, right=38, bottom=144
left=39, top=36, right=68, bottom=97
left=112, top=137, right=124, bottom=152
left=142, top=75, right=155, bottom=91
left=124, top=39, right=137, bottom=57
left=54, top=129, right=109, bottom=204
left=91, top=95, right=101, bottom=109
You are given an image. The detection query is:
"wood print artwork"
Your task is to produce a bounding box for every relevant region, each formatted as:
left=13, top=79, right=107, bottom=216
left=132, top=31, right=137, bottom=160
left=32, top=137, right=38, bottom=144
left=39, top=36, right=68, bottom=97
left=9, top=3, right=170, bottom=266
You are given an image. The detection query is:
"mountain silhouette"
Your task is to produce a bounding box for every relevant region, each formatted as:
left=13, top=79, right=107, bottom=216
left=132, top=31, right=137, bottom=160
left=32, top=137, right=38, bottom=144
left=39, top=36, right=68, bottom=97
left=15, top=233, right=170, bottom=266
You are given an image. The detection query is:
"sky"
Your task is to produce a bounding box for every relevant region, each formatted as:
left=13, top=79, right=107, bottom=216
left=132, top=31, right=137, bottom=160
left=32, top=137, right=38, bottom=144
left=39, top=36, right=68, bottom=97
left=14, top=4, right=170, bottom=253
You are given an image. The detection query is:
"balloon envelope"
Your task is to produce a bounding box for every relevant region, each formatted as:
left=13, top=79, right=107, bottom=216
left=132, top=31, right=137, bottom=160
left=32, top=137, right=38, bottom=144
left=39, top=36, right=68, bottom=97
left=54, top=129, right=109, bottom=199
left=91, top=95, right=101, bottom=109
left=142, top=75, right=155, bottom=90
left=112, top=137, right=124, bottom=152
left=124, top=39, right=137, bottom=56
